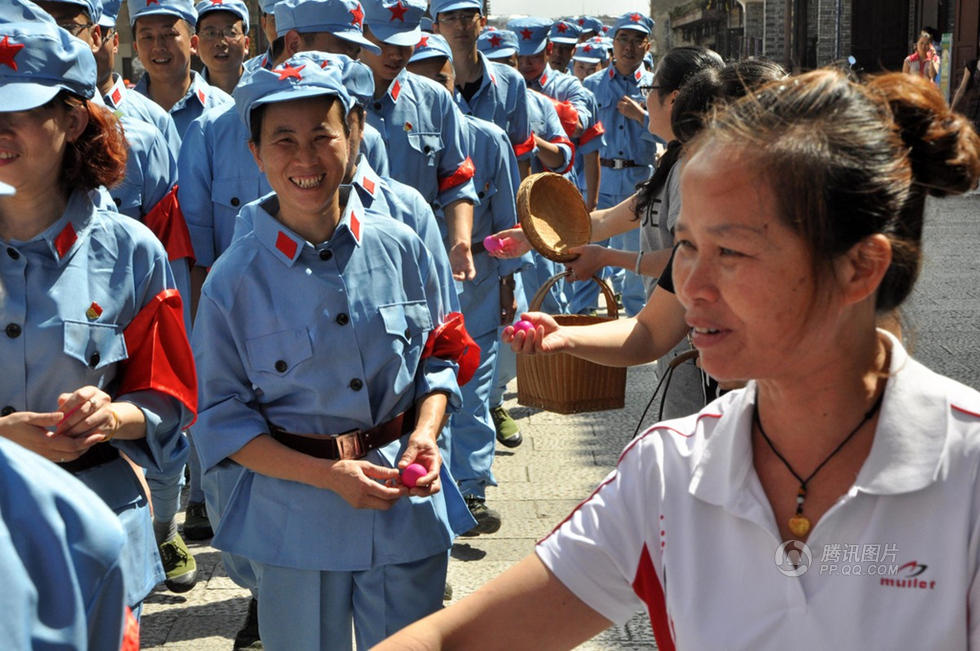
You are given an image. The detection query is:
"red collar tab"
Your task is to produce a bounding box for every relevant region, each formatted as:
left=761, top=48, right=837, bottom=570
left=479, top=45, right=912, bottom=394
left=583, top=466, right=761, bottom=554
left=210, top=0, right=223, bottom=4
left=539, top=71, right=548, bottom=86
left=388, top=0, right=407, bottom=21
left=0, top=35, right=24, bottom=71
left=111, top=86, right=123, bottom=105
left=275, top=231, right=298, bottom=259
left=390, top=79, right=402, bottom=101
left=362, top=176, right=376, bottom=195
left=196, top=88, right=206, bottom=104
left=350, top=4, right=364, bottom=26
left=349, top=210, right=361, bottom=243
left=608, top=66, right=615, bottom=78
left=275, top=63, right=305, bottom=81
left=54, top=222, right=77, bottom=259
left=634, top=67, right=643, bottom=81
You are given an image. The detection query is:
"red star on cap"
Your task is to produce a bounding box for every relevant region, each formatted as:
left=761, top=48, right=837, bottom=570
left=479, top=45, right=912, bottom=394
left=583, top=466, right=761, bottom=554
left=583, top=44, right=592, bottom=52
left=350, top=4, right=364, bottom=27
left=210, top=0, right=223, bottom=4
left=145, top=0, right=159, bottom=5
left=577, top=17, right=585, bottom=25
left=520, top=28, right=533, bottom=40
left=0, top=36, right=24, bottom=71
left=275, top=63, right=305, bottom=81
left=489, top=34, right=501, bottom=47
left=417, top=35, right=429, bottom=48
left=388, top=0, right=407, bottom=22
left=630, top=13, right=641, bottom=22
left=556, top=22, right=568, bottom=32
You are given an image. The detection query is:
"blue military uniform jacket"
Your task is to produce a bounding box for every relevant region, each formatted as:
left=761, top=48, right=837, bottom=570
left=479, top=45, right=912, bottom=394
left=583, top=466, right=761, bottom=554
left=103, top=72, right=181, bottom=160
left=193, top=188, right=472, bottom=571
left=454, top=53, right=533, bottom=163
left=134, top=69, right=233, bottom=140
left=0, top=190, right=192, bottom=605
left=0, top=438, right=126, bottom=650
left=584, top=63, right=659, bottom=196
left=366, top=69, right=477, bottom=211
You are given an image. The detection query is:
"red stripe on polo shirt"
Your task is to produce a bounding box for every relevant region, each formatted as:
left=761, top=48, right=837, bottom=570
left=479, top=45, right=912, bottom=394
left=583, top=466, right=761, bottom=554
left=633, top=544, right=675, bottom=651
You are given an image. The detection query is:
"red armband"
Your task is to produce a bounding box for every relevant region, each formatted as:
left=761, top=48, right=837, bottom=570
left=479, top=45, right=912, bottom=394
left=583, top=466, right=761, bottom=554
left=513, top=132, right=536, bottom=158
left=421, top=312, right=480, bottom=386
left=142, top=185, right=196, bottom=265
left=119, top=289, right=198, bottom=422
left=121, top=606, right=140, bottom=651
left=548, top=98, right=580, bottom=140
left=438, top=157, right=476, bottom=193
left=579, top=121, right=605, bottom=147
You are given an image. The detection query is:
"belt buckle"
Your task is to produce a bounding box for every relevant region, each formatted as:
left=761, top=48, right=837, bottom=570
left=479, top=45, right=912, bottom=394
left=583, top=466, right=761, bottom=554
left=334, top=429, right=365, bottom=460
left=613, top=159, right=626, bottom=170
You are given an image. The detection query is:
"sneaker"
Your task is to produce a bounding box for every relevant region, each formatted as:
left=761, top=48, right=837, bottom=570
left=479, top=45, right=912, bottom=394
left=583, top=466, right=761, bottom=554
left=491, top=406, right=523, bottom=448
left=233, top=597, right=262, bottom=650
left=462, top=496, right=501, bottom=536
left=182, top=501, right=213, bottom=541
left=159, top=533, right=197, bottom=593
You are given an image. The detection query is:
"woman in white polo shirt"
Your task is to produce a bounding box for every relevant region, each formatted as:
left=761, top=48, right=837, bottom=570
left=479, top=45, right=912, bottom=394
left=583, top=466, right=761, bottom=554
left=376, top=70, right=980, bottom=649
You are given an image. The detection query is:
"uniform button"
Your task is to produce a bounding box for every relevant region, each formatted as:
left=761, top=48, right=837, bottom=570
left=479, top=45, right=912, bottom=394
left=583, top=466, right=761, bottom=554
left=6, top=247, right=18, bottom=260
left=274, top=360, right=287, bottom=373
left=373, top=102, right=382, bottom=111
left=477, top=191, right=485, bottom=199
left=423, top=145, right=432, bottom=153
left=618, top=124, right=624, bottom=130
left=336, top=313, right=349, bottom=325
left=404, top=328, right=411, bottom=339
left=89, top=352, right=100, bottom=367
left=5, top=323, right=21, bottom=338
left=619, top=150, right=624, bottom=155
left=319, top=249, right=333, bottom=261
left=349, top=378, right=363, bottom=391
left=0, top=406, right=14, bottom=417
left=231, top=197, right=240, bottom=207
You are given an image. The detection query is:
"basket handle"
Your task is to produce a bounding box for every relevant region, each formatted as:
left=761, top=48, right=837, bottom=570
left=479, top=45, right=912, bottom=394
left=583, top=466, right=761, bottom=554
left=528, top=270, right=619, bottom=318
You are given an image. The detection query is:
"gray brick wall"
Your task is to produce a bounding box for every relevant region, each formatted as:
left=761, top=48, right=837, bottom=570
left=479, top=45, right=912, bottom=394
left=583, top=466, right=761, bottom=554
left=765, top=0, right=788, bottom=64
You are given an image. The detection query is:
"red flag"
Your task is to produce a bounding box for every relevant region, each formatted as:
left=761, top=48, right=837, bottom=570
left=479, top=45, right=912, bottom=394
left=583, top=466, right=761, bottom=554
left=119, top=289, right=198, bottom=422
left=142, top=185, right=196, bottom=265
left=421, top=312, right=480, bottom=386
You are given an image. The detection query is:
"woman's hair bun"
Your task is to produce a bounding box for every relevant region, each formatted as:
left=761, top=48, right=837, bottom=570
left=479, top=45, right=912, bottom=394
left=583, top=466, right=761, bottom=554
left=867, top=72, right=980, bottom=196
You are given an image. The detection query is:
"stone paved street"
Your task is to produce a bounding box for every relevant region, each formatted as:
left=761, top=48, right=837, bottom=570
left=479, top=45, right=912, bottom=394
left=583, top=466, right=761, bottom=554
left=142, top=195, right=980, bottom=650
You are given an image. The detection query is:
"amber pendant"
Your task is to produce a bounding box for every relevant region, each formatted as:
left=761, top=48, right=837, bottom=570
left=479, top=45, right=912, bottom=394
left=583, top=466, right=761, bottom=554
left=788, top=514, right=811, bottom=538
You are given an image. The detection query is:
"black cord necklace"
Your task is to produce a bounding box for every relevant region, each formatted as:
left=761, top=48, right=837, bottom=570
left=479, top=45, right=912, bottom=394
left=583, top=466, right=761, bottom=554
left=754, top=390, right=885, bottom=539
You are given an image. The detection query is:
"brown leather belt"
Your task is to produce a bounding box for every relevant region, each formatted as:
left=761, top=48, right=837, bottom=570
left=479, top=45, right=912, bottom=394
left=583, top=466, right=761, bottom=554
left=269, top=407, right=415, bottom=460
left=600, top=158, right=642, bottom=169
left=59, top=442, right=120, bottom=474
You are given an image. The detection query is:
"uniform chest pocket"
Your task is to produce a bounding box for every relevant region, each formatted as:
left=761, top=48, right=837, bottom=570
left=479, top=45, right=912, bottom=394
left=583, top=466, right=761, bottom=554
left=63, top=320, right=128, bottom=370
left=211, top=177, right=258, bottom=213
left=406, top=132, right=443, bottom=166
left=245, top=328, right=313, bottom=376
left=378, top=301, right=433, bottom=344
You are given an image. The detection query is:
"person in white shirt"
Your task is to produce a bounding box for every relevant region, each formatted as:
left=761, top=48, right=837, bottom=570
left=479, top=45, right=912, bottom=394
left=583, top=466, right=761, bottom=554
left=375, top=69, right=980, bottom=649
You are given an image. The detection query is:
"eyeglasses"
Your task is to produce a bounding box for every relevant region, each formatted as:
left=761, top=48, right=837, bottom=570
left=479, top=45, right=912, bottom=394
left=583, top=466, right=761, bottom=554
left=437, top=10, right=480, bottom=26
left=637, top=84, right=663, bottom=98
left=58, top=21, right=94, bottom=36
left=199, top=26, right=245, bottom=40
left=614, top=34, right=649, bottom=49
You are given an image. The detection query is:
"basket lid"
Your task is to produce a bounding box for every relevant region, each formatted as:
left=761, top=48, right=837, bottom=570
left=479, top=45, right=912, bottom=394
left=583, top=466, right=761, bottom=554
left=517, top=172, right=591, bottom=262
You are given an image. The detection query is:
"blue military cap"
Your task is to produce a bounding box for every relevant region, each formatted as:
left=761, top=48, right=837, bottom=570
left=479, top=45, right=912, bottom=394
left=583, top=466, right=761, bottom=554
left=419, top=15, right=432, bottom=32
left=429, top=0, right=480, bottom=17
left=127, top=0, right=198, bottom=28
left=573, top=15, right=602, bottom=35
left=506, top=16, right=550, bottom=56
left=409, top=31, right=451, bottom=63
left=98, top=0, right=121, bottom=27
left=289, top=51, right=375, bottom=106
left=549, top=20, right=580, bottom=45
left=276, top=0, right=380, bottom=54
left=572, top=40, right=606, bottom=65
left=259, top=0, right=279, bottom=13
left=0, top=0, right=55, bottom=22
left=195, top=0, right=250, bottom=31
left=362, top=0, right=426, bottom=47
left=39, top=0, right=103, bottom=24
left=0, top=19, right=97, bottom=111
left=611, top=11, right=653, bottom=36
left=476, top=28, right=516, bottom=59
left=234, top=52, right=355, bottom=134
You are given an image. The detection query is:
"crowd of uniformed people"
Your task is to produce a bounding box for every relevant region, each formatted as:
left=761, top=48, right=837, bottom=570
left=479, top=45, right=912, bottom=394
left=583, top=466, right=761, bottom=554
left=2, top=0, right=980, bottom=648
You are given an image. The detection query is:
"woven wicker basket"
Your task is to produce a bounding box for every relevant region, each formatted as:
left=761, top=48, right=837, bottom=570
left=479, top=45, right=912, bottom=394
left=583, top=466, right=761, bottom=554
left=516, top=172, right=591, bottom=262
left=517, top=271, right=627, bottom=414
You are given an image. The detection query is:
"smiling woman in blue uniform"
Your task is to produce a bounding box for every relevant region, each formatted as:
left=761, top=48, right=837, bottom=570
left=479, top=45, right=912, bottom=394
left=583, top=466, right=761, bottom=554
left=192, top=58, right=474, bottom=650
left=0, top=10, right=196, bottom=614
